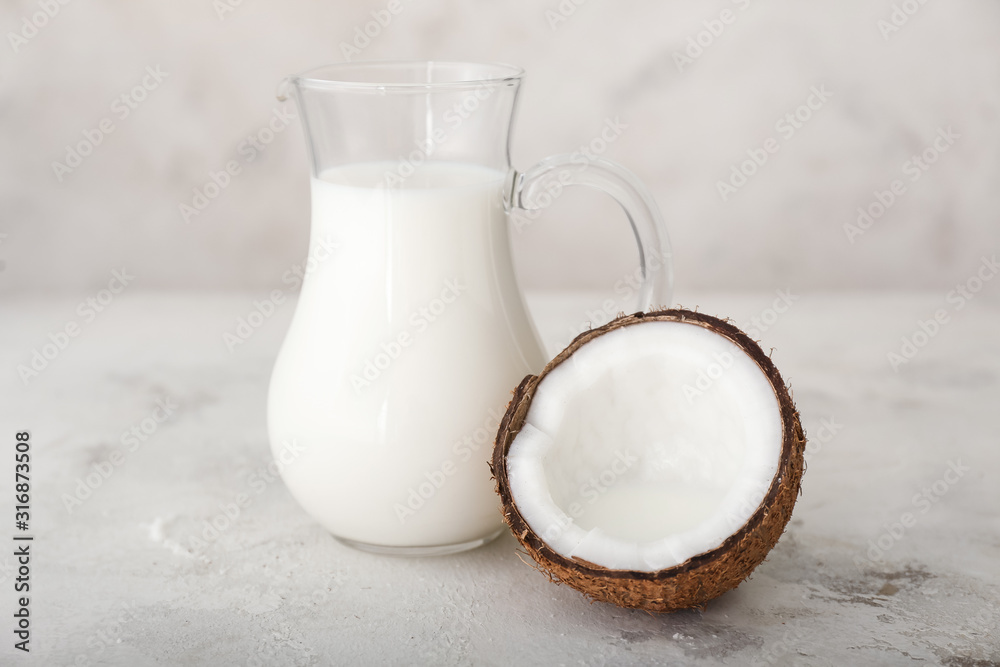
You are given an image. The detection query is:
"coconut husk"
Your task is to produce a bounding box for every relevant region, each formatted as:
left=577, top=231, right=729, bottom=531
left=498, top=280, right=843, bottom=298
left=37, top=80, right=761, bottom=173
left=491, top=309, right=807, bottom=612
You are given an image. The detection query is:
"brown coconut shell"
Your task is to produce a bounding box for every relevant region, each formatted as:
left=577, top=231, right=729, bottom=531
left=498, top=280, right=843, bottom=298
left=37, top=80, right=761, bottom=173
left=491, top=309, right=806, bottom=612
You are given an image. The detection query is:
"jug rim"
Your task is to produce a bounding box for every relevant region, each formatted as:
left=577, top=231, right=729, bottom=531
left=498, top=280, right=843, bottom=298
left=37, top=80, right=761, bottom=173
left=285, top=60, right=525, bottom=94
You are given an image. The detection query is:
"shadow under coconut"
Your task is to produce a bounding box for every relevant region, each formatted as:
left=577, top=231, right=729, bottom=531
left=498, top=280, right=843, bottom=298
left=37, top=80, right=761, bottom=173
left=495, top=544, right=772, bottom=658
left=571, top=591, right=768, bottom=662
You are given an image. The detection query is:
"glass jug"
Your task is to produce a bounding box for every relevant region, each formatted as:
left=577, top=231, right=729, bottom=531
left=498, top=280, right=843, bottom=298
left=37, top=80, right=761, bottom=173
left=268, top=61, right=672, bottom=555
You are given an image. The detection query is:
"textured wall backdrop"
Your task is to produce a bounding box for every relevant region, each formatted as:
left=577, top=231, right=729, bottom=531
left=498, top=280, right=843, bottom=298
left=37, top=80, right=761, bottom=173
left=2, top=0, right=999, bottom=295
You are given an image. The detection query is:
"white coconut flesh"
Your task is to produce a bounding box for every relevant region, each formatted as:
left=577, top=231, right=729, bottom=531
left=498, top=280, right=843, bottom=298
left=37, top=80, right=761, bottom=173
left=506, top=320, right=783, bottom=573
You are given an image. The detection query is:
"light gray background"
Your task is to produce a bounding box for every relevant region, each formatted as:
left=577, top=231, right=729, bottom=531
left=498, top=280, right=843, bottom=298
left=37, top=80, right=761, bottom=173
left=2, top=0, right=999, bottom=295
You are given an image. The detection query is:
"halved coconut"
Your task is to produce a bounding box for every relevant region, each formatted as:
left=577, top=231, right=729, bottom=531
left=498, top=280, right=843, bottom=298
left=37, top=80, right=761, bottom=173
left=491, top=309, right=805, bottom=612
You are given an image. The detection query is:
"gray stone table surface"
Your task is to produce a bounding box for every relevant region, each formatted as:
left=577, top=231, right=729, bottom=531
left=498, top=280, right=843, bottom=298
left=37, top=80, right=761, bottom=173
left=0, top=290, right=997, bottom=666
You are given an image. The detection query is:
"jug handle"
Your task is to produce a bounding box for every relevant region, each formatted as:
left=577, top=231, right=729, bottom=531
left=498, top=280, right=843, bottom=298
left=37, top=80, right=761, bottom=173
left=507, top=154, right=673, bottom=312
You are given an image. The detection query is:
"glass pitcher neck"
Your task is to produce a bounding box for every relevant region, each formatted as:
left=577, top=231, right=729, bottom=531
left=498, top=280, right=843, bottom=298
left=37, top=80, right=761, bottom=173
left=283, top=61, right=523, bottom=178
